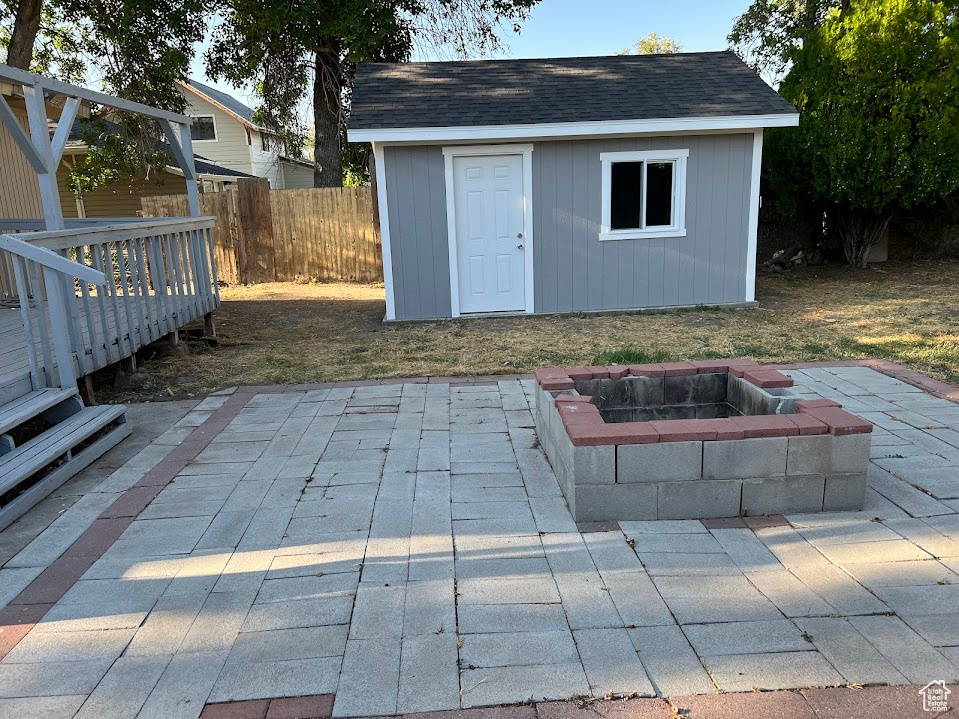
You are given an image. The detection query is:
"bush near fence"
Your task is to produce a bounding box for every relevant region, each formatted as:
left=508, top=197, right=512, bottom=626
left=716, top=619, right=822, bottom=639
left=142, top=177, right=383, bottom=285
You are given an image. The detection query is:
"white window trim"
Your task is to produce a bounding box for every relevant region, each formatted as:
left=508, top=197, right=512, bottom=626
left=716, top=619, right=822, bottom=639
left=190, top=114, right=218, bottom=142
left=441, top=144, right=534, bottom=318
left=599, top=148, right=689, bottom=241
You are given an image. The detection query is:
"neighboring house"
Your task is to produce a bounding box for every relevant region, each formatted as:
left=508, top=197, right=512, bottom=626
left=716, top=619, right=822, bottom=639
left=180, top=79, right=314, bottom=189
left=58, top=117, right=256, bottom=218
left=348, top=52, right=800, bottom=322
left=0, top=85, right=253, bottom=219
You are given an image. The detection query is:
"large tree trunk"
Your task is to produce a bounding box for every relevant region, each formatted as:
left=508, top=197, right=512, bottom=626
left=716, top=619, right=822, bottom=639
left=7, top=0, right=42, bottom=69
left=837, top=210, right=892, bottom=269
left=312, top=38, right=344, bottom=188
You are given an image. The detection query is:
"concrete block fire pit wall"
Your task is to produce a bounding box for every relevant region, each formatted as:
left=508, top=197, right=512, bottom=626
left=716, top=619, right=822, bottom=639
left=533, top=361, right=873, bottom=522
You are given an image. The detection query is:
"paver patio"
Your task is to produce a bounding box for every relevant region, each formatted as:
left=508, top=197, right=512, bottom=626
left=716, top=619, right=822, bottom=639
left=1, top=364, right=959, bottom=718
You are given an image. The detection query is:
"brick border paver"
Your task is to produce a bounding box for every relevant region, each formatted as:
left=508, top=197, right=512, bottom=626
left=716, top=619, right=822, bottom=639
left=200, top=685, right=957, bottom=719
left=0, top=388, right=258, bottom=661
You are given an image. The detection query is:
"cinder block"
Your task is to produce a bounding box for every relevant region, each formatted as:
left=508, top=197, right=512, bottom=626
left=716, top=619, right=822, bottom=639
left=617, top=441, right=702, bottom=483
left=823, top=473, right=867, bottom=511
left=665, top=373, right=726, bottom=405
left=575, top=483, right=657, bottom=522
left=703, top=437, right=787, bottom=480
left=831, top=434, right=871, bottom=473
left=742, top=475, right=825, bottom=516
left=728, top=376, right=788, bottom=415
left=786, top=434, right=870, bottom=478
left=573, top=445, right=615, bottom=484
left=786, top=435, right=833, bottom=475
left=658, top=479, right=742, bottom=519
left=581, top=376, right=664, bottom=410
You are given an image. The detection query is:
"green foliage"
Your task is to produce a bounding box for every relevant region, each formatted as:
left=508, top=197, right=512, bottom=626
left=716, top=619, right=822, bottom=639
left=775, top=3, right=959, bottom=207
left=206, top=0, right=540, bottom=187
left=591, top=346, right=673, bottom=365
left=0, top=0, right=85, bottom=81
left=618, top=32, right=682, bottom=55
left=59, top=0, right=206, bottom=113
left=728, top=0, right=837, bottom=82
left=760, top=0, right=959, bottom=265
left=779, top=1, right=959, bottom=213
left=2, top=0, right=208, bottom=193
left=66, top=118, right=173, bottom=195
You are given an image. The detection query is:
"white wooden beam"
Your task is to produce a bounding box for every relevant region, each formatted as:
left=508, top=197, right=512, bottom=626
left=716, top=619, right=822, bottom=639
left=0, top=93, right=45, bottom=173
left=159, top=118, right=200, bottom=215
left=0, top=234, right=105, bottom=284
left=50, top=97, right=80, bottom=163
left=22, top=84, right=64, bottom=230
left=0, top=62, right=191, bottom=124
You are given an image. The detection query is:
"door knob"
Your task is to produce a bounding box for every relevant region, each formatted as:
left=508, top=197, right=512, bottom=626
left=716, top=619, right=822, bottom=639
left=517, top=243, right=524, bottom=250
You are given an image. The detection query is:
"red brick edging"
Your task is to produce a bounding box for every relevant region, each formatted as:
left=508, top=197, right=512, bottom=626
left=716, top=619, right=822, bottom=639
left=535, top=360, right=872, bottom=447
left=201, top=693, right=334, bottom=719
left=203, top=684, right=952, bottom=719
left=0, top=388, right=258, bottom=660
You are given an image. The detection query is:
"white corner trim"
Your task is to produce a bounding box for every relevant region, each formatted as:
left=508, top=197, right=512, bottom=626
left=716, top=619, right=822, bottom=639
left=745, top=129, right=764, bottom=302
left=348, top=113, right=799, bottom=144
left=442, top=151, right=460, bottom=318
left=599, top=149, right=688, bottom=240
left=372, top=142, right=397, bottom=320
left=442, top=143, right=535, bottom=318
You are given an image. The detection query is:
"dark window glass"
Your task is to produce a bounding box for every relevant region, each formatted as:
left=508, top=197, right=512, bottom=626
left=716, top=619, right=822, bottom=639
left=645, top=161, right=674, bottom=227
left=610, top=161, right=643, bottom=230
left=190, top=116, right=216, bottom=141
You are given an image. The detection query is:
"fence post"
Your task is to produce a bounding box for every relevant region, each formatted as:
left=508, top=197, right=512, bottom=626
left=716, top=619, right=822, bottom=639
left=237, top=178, right=275, bottom=284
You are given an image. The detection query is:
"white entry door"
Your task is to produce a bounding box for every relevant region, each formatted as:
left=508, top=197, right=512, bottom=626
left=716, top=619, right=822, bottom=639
left=451, top=153, right=527, bottom=314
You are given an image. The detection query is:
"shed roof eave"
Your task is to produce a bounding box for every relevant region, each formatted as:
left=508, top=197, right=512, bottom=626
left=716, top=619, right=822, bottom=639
left=348, top=112, right=800, bottom=144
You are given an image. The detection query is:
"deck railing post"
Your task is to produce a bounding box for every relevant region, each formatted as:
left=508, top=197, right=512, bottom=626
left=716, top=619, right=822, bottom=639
left=41, top=266, right=78, bottom=392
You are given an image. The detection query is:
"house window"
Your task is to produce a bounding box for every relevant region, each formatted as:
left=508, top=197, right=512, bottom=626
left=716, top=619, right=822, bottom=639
left=600, top=149, right=688, bottom=240
left=190, top=116, right=217, bottom=142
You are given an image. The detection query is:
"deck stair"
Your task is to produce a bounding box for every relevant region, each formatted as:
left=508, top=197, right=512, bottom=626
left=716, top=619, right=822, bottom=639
left=0, top=372, right=130, bottom=532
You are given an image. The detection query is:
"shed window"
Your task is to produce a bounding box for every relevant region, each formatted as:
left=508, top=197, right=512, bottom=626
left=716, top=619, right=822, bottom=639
left=600, top=149, right=688, bottom=241
left=190, top=116, right=217, bottom=142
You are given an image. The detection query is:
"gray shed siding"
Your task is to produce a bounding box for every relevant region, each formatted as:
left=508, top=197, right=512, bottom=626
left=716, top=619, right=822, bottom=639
left=383, top=133, right=754, bottom=320
left=383, top=145, right=452, bottom=320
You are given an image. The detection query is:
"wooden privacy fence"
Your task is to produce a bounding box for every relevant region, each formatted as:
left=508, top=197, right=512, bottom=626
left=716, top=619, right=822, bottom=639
left=141, top=178, right=383, bottom=285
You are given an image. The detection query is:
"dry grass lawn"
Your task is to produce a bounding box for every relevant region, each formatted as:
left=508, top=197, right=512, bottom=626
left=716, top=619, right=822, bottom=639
left=126, top=259, right=959, bottom=400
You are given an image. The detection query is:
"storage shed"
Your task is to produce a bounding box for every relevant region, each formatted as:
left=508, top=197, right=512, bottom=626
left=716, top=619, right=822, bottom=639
left=347, top=51, right=799, bottom=321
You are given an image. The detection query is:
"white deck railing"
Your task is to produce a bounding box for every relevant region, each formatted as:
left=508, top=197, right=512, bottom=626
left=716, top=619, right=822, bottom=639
left=0, top=216, right=219, bottom=389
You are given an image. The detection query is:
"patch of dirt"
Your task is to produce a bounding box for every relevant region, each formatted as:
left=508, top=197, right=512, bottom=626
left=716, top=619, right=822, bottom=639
left=88, top=261, right=959, bottom=402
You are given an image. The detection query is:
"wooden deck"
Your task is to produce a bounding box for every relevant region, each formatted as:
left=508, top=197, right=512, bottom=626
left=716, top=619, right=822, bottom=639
left=0, top=216, right=219, bottom=389
left=0, top=292, right=209, bottom=384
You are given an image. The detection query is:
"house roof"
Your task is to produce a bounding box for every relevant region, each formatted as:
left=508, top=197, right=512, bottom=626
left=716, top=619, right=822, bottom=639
left=62, top=117, right=257, bottom=180
left=182, top=79, right=270, bottom=132
left=348, top=51, right=798, bottom=141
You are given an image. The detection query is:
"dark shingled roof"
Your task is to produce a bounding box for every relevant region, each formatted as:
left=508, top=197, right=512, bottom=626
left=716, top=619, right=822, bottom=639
left=64, top=117, right=256, bottom=179
left=185, top=79, right=259, bottom=127
left=349, top=51, right=796, bottom=131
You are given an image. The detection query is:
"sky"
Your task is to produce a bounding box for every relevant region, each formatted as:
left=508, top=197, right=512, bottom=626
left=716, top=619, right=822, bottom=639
left=188, top=0, right=753, bottom=111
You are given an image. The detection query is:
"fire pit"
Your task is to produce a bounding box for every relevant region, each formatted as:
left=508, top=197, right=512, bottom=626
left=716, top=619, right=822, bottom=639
left=533, top=361, right=873, bottom=522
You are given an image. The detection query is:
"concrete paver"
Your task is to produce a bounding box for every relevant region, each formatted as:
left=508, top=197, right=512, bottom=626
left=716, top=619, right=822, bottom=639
left=3, top=367, right=959, bottom=717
